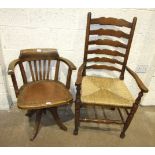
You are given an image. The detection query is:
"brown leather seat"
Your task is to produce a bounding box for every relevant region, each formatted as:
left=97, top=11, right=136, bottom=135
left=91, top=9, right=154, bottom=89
left=17, top=80, right=73, bottom=109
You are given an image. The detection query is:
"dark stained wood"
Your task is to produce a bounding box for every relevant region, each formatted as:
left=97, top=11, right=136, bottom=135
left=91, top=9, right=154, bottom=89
left=87, top=57, right=123, bottom=65
left=30, top=110, right=42, bottom=141
left=20, top=48, right=59, bottom=60
left=59, top=57, right=76, bottom=70
left=86, top=64, right=121, bottom=72
left=120, top=91, right=143, bottom=138
left=19, top=62, right=27, bottom=84
left=90, top=29, right=130, bottom=38
left=66, top=68, right=72, bottom=89
left=75, top=62, right=86, bottom=85
left=79, top=118, right=123, bottom=125
left=120, top=17, right=137, bottom=79
left=11, top=73, right=19, bottom=97
left=89, top=39, right=127, bottom=48
left=34, top=60, right=38, bottom=81
left=73, top=84, right=81, bottom=135
left=124, top=108, right=129, bottom=115
left=43, top=60, right=46, bottom=80
left=8, top=48, right=76, bottom=140
left=46, top=60, right=51, bottom=80
left=50, top=107, right=67, bottom=131
left=8, top=59, right=20, bottom=75
left=39, top=60, right=42, bottom=80
left=91, top=17, right=132, bottom=28
left=25, top=110, right=36, bottom=117
left=83, top=12, right=91, bottom=63
left=117, top=108, right=125, bottom=123
left=87, top=49, right=125, bottom=57
left=74, top=13, right=148, bottom=138
left=28, top=61, right=35, bottom=81
left=83, top=12, right=92, bottom=76
left=126, top=66, right=148, bottom=92
left=55, top=60, right=60, bottom=81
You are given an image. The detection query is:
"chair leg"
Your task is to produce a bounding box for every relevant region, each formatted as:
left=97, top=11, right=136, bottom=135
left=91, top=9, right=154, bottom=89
left=30, top=110, right=43, bottom=141
left=73, top=100, right=80, bottom=135
left=49, top=107, right=67, bottom=131
left=25, top=110, right=36, bottom=117
left=120, top=104, right=138, bottom=138
left=120, top=91, right=143, bottom=138
left=74, top=84, right=81, bottom=135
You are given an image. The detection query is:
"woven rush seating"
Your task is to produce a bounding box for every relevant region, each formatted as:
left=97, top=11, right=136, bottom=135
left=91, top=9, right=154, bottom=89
left=81, top=76, right=134, bottom=107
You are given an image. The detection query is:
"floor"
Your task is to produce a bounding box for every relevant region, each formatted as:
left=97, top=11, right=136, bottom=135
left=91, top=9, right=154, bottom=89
left=0, top=105, right=155, bottom=147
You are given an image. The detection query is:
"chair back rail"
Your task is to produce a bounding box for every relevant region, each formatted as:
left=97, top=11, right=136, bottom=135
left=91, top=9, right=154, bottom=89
left=90, top=17, right=132, bottom=28
left=83, top=12, right=137, bottom=79
left=9, top=49, right=74, bottom=97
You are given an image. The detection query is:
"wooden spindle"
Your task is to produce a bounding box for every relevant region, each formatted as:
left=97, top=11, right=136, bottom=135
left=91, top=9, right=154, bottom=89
left=34, top=60, right=38, bottom=81
left=19, top=62, right=27, bottom=84
left=66, top=68, right=72, bottom=89
left=55, top=60, right=60, bottom=81
left=46, top=60, right=51, bottom=80
left=39, top=60, right=42, bottom=80
left=28, top=61, right=35, bottom=81
left=43, top=60, right=46, bottom=80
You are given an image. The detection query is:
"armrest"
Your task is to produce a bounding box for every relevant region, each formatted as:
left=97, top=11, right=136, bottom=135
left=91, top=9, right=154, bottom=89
left=75, top=62, right=86, bottom=85
left=8, top=59, right=20, bottom=75
left=59, top=57, right=76, bottom=70
left=126, top=66, right=148, bottom=93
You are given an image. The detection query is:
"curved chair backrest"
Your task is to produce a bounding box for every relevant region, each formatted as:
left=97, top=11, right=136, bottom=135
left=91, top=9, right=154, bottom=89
left=8, top=48, right=76, bottom=97
left=83, top=12, right=137, bottom=79
left=18, top=48, right=60, bottom=83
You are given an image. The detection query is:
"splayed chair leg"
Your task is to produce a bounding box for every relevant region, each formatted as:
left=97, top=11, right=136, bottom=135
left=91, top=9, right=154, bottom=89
left=25, top=110, right=36, bottom=117
left=49, top=107, right=67, bottom=131
left=30, top=110, right=42, bottom=141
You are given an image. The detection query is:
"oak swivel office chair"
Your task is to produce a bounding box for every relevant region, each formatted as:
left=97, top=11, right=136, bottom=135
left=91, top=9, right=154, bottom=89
left=8, top=48, right=76, bottom=140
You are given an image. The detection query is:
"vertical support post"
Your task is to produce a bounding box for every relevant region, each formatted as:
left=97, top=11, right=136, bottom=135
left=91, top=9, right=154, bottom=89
left=120, top=91, right=143, bottom=138
left=83, top=12, right=91, bottom=76
left=73, top=84, right=81, bottom=135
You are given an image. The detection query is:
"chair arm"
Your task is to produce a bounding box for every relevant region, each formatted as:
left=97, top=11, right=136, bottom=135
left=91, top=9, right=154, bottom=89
left=8, top=59, right=20, bottom=97
left=75, top=62, right=86, bottom=85
left=8, top=59, right=20, bottom=75
left=125, top=66, right=148, bottom=93
left=59, top=57, right=76, bottom=70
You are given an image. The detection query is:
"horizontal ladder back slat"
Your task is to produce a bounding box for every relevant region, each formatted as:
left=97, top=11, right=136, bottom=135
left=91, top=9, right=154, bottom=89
left=87, top=49, right=125, bottom=57
left=89, top=29, right=130, bottom=39
left=89, top=39, right=127, bottom=48
left=86, top=64, right=121, bottom=72
left=87, top=57, right=123, bottom=65
left=91, top=17, right=132, bottom=28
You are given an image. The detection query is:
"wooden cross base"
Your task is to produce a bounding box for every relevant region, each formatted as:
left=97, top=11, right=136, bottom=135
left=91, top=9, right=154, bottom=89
left=25, top=107, right=67, bottom=141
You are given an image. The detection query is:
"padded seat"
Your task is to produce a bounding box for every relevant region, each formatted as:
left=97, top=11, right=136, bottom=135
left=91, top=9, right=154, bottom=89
left=81, top=76, right=134, bottom=107
left=17, top=80, right=73, bottom=109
